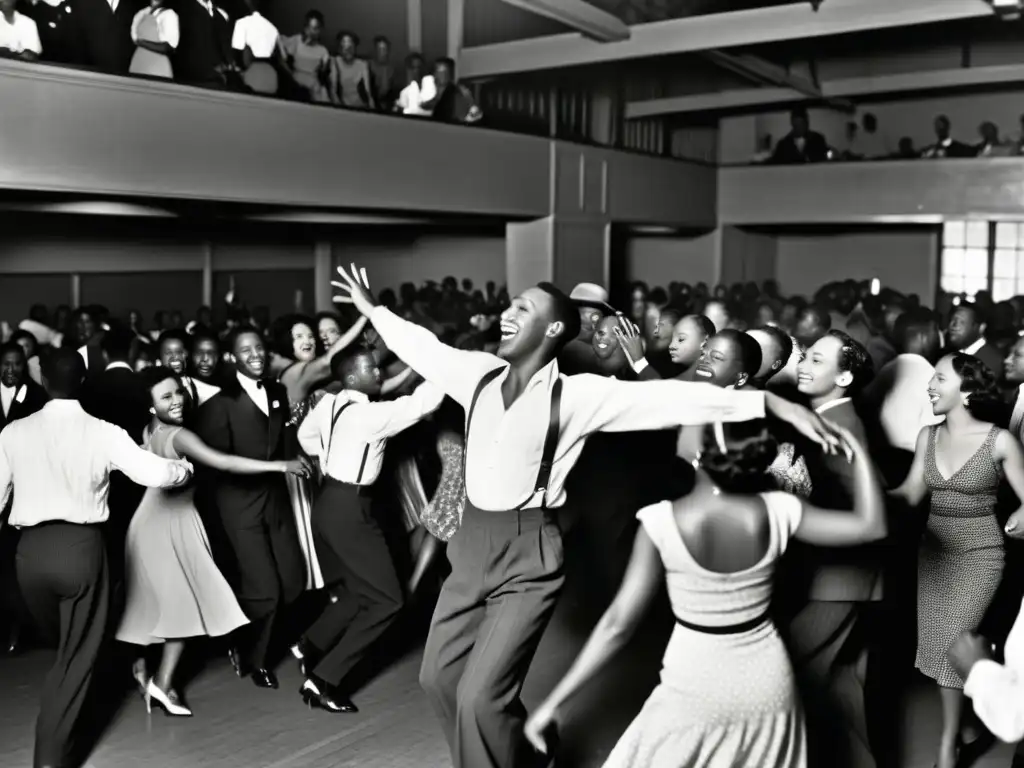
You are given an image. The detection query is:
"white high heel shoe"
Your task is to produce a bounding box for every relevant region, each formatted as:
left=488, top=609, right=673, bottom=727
left=144, top=679, right=193, bottom=717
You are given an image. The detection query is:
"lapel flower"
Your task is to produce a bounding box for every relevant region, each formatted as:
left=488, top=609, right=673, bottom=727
left=271, top=400, right=280, bottom=409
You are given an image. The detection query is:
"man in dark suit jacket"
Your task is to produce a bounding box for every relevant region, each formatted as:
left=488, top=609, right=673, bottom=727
left=946, top=302, right=1004, bottom=376
left=770, top=108, right=830, bottom=164
left=193, top=326, right=304, bottom=689
left=0, top=340, right=48, bottom=653
left=174, top=0, right=234, bottom=87
left=776, top=330, right=886, bottom=768
left=66, top=0, right=139, bottom=74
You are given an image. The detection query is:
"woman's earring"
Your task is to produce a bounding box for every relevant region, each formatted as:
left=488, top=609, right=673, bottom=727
left=962, top=394, right=971, bottom=409
left=149, top=407, right=156, bottom=415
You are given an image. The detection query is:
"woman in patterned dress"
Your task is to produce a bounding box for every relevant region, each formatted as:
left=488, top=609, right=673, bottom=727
left=525, top=419, right=886, bottom=768
left=890, top=353, right=1024, bottom=768
left=118, top=369, right=311, bottom=716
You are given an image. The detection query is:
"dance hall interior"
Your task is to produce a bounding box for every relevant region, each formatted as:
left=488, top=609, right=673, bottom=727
left=5, top=1, right=1024, bottom=767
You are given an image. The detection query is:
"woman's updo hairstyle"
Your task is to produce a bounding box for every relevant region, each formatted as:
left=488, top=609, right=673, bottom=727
left=950, top=352, right=1003, bottom=424
left=699, top=419, right=778, bottom=494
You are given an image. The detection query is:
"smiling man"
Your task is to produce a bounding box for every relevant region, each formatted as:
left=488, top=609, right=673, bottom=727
left=693, top=329, right=763, bottom=389
left=193, top=327, right=305, bottom=691
left=188, top=329, right=223, bottom=405
left=333, top=265, right=840, bottom=768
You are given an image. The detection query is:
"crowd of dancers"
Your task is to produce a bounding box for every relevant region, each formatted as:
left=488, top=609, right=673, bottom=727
left=3, top=267, right=1024, bottom=768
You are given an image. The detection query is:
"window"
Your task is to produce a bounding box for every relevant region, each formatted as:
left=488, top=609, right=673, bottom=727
left=940, top=220, right=1024, bottom=301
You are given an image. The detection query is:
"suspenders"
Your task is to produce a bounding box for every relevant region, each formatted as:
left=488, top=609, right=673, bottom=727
left=323, top=399, right=371, bottom=485
left=464, top=368, right=563, bottom=511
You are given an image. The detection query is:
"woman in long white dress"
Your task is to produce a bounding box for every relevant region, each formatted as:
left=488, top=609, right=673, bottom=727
left=525, top=419, right=886, bottom=768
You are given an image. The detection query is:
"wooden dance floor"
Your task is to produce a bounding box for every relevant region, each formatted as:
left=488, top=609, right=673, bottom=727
left=0, top=586, right=1019, bottom=768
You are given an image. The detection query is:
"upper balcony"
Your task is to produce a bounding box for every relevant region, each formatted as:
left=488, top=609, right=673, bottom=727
left=718, top=158, right=1024, bottom=226
left=0, top=59, right=716, bottom=229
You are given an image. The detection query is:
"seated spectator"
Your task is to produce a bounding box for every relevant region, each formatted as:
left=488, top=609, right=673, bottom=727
left=0, top=0, right=41, bottom=61
left=368, top=35, right=398, bottom=112
left=921, top=114, right=974, bottom=158
left=231, top=0, right=280, bottom=94
left=396, top=52, right=431, bottom=116
left=424, top=57, right=482, bottom=125
left=770, top=108, right=829, bottom=164
left=174, top=0, right=234, bottom=88
left=129, top=0, right=179, bottom=80
left=329, top=30, right=373, bottom=109
left=19, top=0, right=72, bottom=64
left=279, top=10, right=329, bottom=102
left=894, top=136, right=918, bottom=159
left=974, top=121, right=1013, bottom=157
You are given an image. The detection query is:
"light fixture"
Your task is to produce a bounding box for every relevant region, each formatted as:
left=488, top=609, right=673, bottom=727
left=498, top=0, right=631, bottom=43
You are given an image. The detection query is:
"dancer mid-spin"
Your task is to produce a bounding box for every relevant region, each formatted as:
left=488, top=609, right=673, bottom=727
left=332, top=264, right=842, bottom=768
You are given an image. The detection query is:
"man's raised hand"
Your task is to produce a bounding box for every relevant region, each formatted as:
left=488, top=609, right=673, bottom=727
left=331, top=263, right=376, bottom=317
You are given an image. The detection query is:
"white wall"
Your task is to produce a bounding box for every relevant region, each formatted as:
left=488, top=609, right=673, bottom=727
left=775, top=229, right=939, bottom=300
left=624, top=233, right=719, bottom=289
left=336, top=234, right=508, bottom=294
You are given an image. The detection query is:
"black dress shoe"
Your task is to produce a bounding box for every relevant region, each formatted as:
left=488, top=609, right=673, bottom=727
left=228, top=648, right=251, bottom=678
left=299, top=678, right=358, bottom=713
left=251, top=669, right=279, bottom=689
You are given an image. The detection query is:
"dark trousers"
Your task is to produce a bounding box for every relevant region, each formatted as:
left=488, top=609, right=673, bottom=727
left=419, top=503, right=565, bottom=768
left=787, top=600, right=876, bottom=768
left=305, top=479, right=403, bottom=688
left=0, top=518, right=26, bottom=642
left=1013, top=741, right=1024, bottom=768
left=16, top=523, right=109, bottom=768
left=219, top=496, right=305, bottom=669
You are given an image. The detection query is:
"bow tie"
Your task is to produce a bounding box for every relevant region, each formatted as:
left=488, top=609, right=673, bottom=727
left=255, top=380, right=264, bottom=389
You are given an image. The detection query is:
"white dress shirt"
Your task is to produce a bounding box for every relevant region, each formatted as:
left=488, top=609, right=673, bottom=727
left=190, top=378, right=220, bottom=406
left=130, top=6, right=180, bottom=47
left=105, top=361, right=131, bottom=373
left=397, top=77, right=435, bottom=116
left=0, top=384, right=15, bottom=418
left=369, top=307, right=766, bottom=511
left=864, top=353, right=943, bottom=453
left=231, top=11, right=279, bottom=57
left=237, top=372, right=268, bottom=416
left=0, top=11, right=42, bottom=55
left=0, top=400, right=188, bottom=527
left=298, top=383, right=444, bottom=485
left=963, top=337, right=987, bottom=356
left=965, top=596, right=1024, bottom=742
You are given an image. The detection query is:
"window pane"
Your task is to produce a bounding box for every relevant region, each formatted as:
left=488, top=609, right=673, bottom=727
left=944, top=221, right=966, bottom=247
left=964, top=248, right=989, bottom=277
left=942, top=248, right=966, bottom=276
left=966, top=221, right=989, bottom=247
left=997, top=222, right=1019, bottom=249
left=1016, top=275, right=1024, bottom=297
left=994, top=278, right=1016, bottom=302
left=941, top=275, right=965, bottom=294
left=965, top=276, right=988, bottom=296
left=995, top=248, right=1018, bottom=278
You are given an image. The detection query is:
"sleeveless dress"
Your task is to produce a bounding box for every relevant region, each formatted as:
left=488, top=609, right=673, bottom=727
left=286, top=395, right=325, bottom=591
left=116, top=425, right=248, bottom=645
left=916, top=424, right=1005, bottom=689
left=604, top=494, right=807, bottom=768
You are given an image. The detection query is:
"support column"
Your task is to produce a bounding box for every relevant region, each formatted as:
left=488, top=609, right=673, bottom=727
left=313, top=241, right=333, bottom=313
left=506, top=215, right=609, bottom=296
left=201, top=242, right=213, bottom=307
left=447, top=0, right=464, bottom=61
left=70, top=273, right=81, bottom=307
left=407, top=0, right=422, bottom=52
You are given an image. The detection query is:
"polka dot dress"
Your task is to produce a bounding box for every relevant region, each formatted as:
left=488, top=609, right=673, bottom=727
left=916, top=425, right=1005, bottom=690
left=603, top=494, right=807, bottom=768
